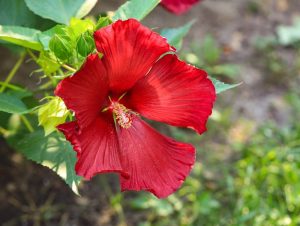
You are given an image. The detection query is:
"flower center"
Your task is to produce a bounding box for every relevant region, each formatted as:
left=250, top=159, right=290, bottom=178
left=110, top=102, right=133, bottom=129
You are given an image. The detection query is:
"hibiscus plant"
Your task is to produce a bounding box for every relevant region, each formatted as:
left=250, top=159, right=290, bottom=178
left=0, top=0, right=237, bottom=197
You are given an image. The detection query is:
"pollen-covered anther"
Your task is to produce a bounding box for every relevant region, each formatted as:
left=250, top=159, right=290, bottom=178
left=111, top=102, right=133, bottom=129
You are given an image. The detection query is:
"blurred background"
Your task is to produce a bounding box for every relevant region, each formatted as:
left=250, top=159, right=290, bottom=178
left=1, top=0, right=300, bottom=225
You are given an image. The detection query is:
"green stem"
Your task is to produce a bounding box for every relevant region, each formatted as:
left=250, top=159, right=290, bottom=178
left=0, top=52, right=26, bottom=93
left=20, top=115, right=34, bottom=132
left=27, top=49, right=57, bottom=86
left=28, top=48, right=76, bottom=73
left=0, top=82, right=25, bottom=91
left=38, top=81, right=53, bottom=90
left=62, top=64, right=76, bottom=72
left=48, top=73, right=57, bottom=86
left=26, top=48, right=38, bottom=61
left=0, top=127, right=9, bottom=136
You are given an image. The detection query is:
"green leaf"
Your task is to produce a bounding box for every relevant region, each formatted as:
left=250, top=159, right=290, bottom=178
left=38, top=25, right=66, bottom=50
left=38, top=97, right=69, bottom=136
left=0, top=0, right=38, bottom=27
left=6, top=88, right=33, bottom=99
left=0, top=25, right=42, bottom=50
left=131, top=195, right=174, bottom=217
left=202, top=35, right=221, bottom=65
left=210, top=77, right=240, bottom=94
left=212, top=64, right=239, bottom=78
left=95, top=17, right=112, bottom=30
left=37, top=51, right=60, bottom=74
left=0, top=0, right=55, bottom=31
left=160, top=20, right=195, bottom=50
left=75, top=0, right=98, bottom=19
left=76, top=31, right=95, bottom=57
left=43, top=19, right=94, bottom=59
left=277, top=17, right=300, bottom=46
left=0, top=93, right=28, bottom=114
left=113, top=0, right=160, bottom=21
left=13, top=130, right=81, bottom=194
left=69, top=18, right=94, bottom=38
left=49, top=29, right=73, bottom=61
left=24, top=0, right=98, bottom=25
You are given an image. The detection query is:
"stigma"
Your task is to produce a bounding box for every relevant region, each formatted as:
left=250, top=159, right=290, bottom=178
left=110, top=102, right=133, bottom=129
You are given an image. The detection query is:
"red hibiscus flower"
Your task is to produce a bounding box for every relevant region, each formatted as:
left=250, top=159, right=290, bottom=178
left=161, top=0, right=201, bottom=15
left=55, top=19, right=216, bottom=198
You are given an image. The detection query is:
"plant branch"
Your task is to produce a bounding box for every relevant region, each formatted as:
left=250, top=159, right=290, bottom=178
left=20, top=115, right=34, bottom=132
left=26, top=48, right=38, bottom=62
left=61, top=64, right=76, bottom=72
left=28, top=48, right=76, bottom=73
left=0, top=52, right=26, bottom=93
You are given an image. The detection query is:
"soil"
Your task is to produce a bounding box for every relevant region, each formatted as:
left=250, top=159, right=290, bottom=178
left=1, top=0, right=299, bottom=225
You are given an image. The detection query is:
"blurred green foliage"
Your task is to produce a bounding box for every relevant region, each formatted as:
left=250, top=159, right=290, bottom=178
left=277, top=17, right=300, bottom=46
left=183, top=35, right=240, bottom=79
left=127, top=92, right=300, bottom=226
left=126, top=33, right=300, bottom=226
left=1, top=2, right=300, bottom=226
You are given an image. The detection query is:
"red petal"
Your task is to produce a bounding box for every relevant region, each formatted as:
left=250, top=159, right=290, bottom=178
left=117, top=117, right=195, bottom=198
left=161, top=0, right=200, bottom=15
left=57, top=121, right=81, bottom=155
left=126, top=54, right=216, bottom=134
left=57, top=117, right=124, bottom=180
left=94, top=19, right=174, bottom=94
left=55, top=54, right=108, bottom=129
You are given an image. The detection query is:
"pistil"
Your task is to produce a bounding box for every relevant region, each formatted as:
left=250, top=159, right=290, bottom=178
left=110, top=102, right=133, bottom=129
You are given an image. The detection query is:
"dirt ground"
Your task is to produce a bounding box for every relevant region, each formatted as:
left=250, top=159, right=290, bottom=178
left=1, top=0, right=299, bottom=225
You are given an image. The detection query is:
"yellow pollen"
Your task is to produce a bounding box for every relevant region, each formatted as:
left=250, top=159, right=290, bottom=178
left=111, top=103, right=133, bottom=129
